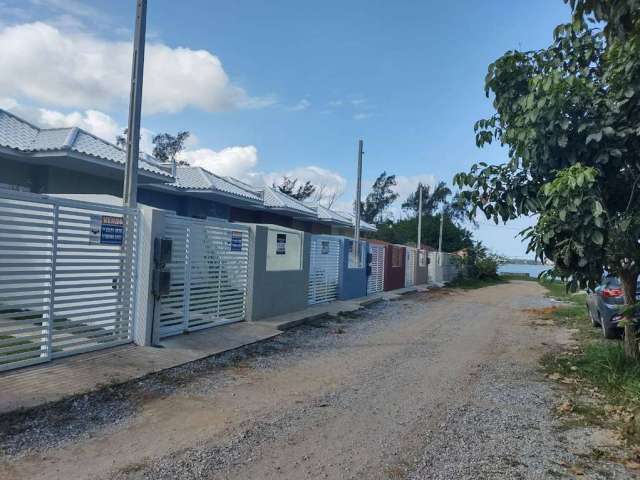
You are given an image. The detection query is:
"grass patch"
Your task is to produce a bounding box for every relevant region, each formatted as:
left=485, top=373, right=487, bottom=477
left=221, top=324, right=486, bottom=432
left=537, top=279, right=640, bottom=450
left=448, top=276, right=506, bottom=290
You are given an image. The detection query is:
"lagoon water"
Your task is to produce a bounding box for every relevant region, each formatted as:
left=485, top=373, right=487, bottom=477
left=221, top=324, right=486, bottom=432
left=498, top=263, right=549, bottom=278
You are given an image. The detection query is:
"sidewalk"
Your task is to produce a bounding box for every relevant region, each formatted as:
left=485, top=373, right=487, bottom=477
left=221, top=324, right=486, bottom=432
left=0, top=286, right=428, bottom=415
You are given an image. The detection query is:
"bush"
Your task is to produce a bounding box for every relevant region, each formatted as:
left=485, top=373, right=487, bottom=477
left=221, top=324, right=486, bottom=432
left=456, top=241, right=499, bottom=280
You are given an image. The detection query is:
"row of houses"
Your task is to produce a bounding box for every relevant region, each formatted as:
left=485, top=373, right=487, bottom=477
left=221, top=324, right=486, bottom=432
left=0, top=109, right=456, bottom=372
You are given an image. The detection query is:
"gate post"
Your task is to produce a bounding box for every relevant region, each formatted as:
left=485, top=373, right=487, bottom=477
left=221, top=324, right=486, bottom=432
left=44, top=204, right=59, bottom=360
left=134, top=206, right=165, bottom=346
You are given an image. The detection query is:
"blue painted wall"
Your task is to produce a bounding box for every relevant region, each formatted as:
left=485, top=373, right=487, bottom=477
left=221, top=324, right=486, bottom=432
left=338, top=238, right=368, bottom=300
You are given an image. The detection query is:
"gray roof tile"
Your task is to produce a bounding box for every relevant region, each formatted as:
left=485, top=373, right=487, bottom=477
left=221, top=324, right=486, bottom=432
left=0, top=109, right=170, bottom=178
left=170, top=167, right=262, bottom=201
left=262, top=187, right=316, bottom=215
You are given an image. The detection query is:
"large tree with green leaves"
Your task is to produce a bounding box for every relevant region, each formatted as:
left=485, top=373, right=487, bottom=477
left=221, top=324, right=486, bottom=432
left=360, top=172, right=399, bottom=224
left=401, top=181, right=451, bottom=216
left=455, top=1, right=640, bottom=358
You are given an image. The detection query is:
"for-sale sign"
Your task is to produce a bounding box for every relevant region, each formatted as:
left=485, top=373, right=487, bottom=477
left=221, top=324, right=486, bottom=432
left=89, top=215, right=124, bottom=245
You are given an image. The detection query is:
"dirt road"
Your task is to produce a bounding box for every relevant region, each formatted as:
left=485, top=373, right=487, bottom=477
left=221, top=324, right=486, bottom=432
left=0, top=281, right=629, bottom=479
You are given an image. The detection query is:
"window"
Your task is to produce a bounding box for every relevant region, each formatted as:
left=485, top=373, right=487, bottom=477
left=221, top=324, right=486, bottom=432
left=391, top=246, right=402, bottom=267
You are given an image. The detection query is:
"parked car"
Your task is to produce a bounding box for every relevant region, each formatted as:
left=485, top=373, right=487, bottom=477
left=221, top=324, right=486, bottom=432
left=586, top=275, right=640, bottom=339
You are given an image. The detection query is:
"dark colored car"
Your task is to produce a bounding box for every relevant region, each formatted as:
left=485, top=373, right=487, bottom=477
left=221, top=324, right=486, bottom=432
left=586, top=276, right=640, bottom=339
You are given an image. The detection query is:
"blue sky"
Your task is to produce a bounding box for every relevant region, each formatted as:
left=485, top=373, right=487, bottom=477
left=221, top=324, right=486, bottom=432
left=0, top=0, right=572, bottom=257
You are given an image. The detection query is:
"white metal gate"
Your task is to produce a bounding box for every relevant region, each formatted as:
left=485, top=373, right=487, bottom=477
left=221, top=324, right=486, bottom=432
left=308, top=235, right=341, bottom=305
left=367, top=244, right=385, bottom=294
left=405, top=247, right=417, bottom=287
left=0, top=189, right=138, bottom=372
left=158, top=214, right=249, bottom=338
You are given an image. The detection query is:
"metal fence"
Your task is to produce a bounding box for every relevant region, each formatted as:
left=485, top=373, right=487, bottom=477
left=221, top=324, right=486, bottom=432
left=405, top=247, right=417, bottom=287
left=158, top=214, right=250, bottom=338
left=0, top=189, right=138, bottom=371
left=367, top=243, right=385, bottom=294
left=308, top=235, right=341, bottom=305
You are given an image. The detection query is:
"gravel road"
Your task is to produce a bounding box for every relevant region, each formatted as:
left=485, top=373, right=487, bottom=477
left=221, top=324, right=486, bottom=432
left=0, top=281, right=632, bottom=479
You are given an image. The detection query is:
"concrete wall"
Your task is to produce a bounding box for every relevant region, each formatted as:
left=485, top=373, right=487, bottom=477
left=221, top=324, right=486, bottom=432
left=338, top=238, right=367, bottom=300
left=244, top=224, right=311, bottom=321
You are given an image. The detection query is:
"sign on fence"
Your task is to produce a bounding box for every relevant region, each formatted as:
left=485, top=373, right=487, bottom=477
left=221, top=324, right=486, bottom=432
left=90, top=215, right=124, bottom=245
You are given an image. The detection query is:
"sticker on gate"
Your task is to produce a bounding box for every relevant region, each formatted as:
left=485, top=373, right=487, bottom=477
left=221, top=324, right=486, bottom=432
left=321, top=240, right=330, bottom=254
left=230, top=231, right=243, bottom=252
left=89, top=215, right=124, bottom=245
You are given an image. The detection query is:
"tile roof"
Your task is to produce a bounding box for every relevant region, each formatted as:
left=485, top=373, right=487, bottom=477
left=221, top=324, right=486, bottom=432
left=335, top=210, right=378, bottom=232
left=261, top=186, right=316, bottom=216
left=0, top=109, right=171, bottom=178
left=305, top=203, right=352, bottom=226
left=170, top=167, right=262, bottom=201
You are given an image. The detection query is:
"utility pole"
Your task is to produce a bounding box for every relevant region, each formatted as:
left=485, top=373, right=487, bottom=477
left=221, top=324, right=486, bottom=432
left=123, top=0, right=148, bottom=208
left=417, top=184, right=423, bottom=249
left=437, top=210, right=444, bottom=274
left=353, top=139, right=364, bottom=261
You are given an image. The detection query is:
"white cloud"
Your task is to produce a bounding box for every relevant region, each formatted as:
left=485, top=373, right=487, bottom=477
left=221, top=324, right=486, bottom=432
left=0, top=22, right=272, bottom=115
left=288, top=99, right=311, bottom=111
left=178, top=146, right=259, bottom=179
left=261, top=165, right=347, bottom=202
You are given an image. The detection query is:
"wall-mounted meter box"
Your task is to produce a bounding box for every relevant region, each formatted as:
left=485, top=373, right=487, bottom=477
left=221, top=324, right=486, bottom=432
left=152, top=268, right=171, bottom=296
left=154, top=237, right=173, bottom=265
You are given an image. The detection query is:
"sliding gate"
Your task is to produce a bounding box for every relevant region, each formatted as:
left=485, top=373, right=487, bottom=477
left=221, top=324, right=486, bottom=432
left=308, top=235, right=341, bottom=305
left=0, top=189, right=138, bottom=371
left=158, top=214, right=250, bottom=338
left=405, top=247, right=417, bottom=287
left=367, top=243, right=385, bottom=294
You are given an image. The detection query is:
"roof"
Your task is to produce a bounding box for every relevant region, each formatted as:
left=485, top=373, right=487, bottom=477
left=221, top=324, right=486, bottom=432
left=335, top=210, right=378, bottom=232
left=0, top=109, right=171, bottom=179
left=169, top=166, right=262, bottom=202
left=261, top=186, right=316, bottom=216
left=305, top=203, right=352, bottom=226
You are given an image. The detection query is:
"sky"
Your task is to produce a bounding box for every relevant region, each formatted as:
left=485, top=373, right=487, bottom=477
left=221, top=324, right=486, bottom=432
left=0, top=0, right=572, bottom=257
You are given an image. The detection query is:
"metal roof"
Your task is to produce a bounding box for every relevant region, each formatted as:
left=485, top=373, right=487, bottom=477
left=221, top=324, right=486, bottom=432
left=261, top=186, right=317, bottom=216
left=169, top=167, right=262, bottom=201
left=305, top=203, right=352, bottom=226
left=0, top=109, right=171, bottom=179
left=334, top=210, right=378, bottom=232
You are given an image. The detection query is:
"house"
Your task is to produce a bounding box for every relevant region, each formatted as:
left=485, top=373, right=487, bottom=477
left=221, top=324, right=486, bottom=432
left=0, top=109, right=374, bottom=234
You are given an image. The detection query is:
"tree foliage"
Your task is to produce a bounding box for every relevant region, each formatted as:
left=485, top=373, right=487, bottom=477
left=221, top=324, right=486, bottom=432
left=454, top=1, right=640, bottom=357
left=274, top=176, right=317, bottom=201
left=152, top=132, right=191, bottom=166
left=360, top=172, right=399, bottom=224
left=401, top=181, right=451, bottom=216
left=374, top=213, right=472, bottom=252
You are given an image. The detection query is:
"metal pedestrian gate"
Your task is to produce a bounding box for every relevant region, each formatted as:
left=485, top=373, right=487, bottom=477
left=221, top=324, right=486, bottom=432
left=0, top=189, right=138, bottom=372
left=405, top=247, right=417, bottom=287
left=308, top=235, right=341, bottom=305
left=158, top=214, right=250, bottom=338
left=367, top=243, right=385, bottom=294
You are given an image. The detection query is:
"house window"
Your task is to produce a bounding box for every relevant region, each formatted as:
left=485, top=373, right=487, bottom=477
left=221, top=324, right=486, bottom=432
left=391, top=247, right=402, bottom=267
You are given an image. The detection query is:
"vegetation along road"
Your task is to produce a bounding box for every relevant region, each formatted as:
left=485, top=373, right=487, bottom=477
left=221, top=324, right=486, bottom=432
left=1, top=280, right=637, bottom=479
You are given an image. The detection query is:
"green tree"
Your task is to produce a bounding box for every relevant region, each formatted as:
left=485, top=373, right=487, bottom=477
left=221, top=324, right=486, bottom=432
left=152, top=131, right=191, bottom=166
left=454, top=2, right=640, bottom=358
left=401, top=181, right=451, bottom=216
left=274, top=176, right=316, bottom=201
left=360, top=172, right=399, bottom=224
left=374, top=213, right=472, bottom=252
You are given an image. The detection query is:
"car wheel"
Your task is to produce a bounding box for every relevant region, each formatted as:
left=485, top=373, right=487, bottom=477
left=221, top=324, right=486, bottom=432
left=600, top=313, right=618, bottom=339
